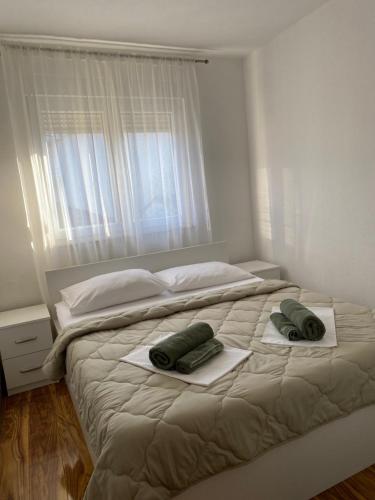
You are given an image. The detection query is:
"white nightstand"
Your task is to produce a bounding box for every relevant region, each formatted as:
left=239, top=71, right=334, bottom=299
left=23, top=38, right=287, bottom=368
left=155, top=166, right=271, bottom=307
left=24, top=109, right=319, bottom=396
left=0, top=304, right=53, bottom=395
left=235, top=260, right=281, bottom=280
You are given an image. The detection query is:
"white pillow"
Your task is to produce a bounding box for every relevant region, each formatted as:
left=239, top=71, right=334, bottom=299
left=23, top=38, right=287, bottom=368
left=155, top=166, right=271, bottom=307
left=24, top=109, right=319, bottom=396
left=154, top=261, right=252, bottom=292
left=60, top=269, right=167, bottom=315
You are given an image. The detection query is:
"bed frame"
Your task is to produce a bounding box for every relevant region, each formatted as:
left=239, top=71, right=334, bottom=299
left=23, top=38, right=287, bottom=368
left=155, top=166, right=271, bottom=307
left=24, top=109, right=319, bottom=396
left=48, top=242, right=375, bottom=498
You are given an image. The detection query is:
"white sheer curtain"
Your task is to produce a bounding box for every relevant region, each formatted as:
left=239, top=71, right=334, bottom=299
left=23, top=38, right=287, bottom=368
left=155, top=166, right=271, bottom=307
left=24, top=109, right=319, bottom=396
left=1, top=44, right=212, bottom=280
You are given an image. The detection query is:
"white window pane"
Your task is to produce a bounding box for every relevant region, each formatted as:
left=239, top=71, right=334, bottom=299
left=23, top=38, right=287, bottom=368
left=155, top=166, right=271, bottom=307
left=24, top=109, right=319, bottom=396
left=126, top=132, right=178, bottom=222
left=44, top=132, right=117, bottom=231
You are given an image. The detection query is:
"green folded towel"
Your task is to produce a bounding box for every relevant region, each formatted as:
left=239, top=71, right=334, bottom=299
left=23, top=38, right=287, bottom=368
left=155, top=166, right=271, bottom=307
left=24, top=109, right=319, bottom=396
left=270, top=312, right=304, bottom=341
left=149, top=322, right=214, bottom=370
left=280, top=299, right=326, bottom=341
left=176, top=338, right=224, bottom=374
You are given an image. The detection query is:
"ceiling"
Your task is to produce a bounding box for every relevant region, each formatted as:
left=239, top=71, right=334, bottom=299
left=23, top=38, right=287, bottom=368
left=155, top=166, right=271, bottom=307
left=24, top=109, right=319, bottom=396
left=0, top=0, right=328, bottom=55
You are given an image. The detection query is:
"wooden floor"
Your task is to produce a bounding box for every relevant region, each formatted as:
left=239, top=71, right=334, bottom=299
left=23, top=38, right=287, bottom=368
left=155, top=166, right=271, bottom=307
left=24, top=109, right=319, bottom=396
left=0, top=381, right=374, bottom=500
left=313, top=464, right=375, bottom=500
left=0, top=382, right=93, bottom=500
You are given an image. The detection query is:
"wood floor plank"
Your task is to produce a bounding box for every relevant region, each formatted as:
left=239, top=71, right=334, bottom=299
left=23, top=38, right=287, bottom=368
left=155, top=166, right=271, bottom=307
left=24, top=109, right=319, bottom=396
left=0, top=381, right=374, bottom=499
left=312, top=464, right=375, bottom=499
left=0, top=391, right=31, bottom=500
left=29, top=384, right=61, bottom=500
left=53, top=382, right=93, bottom=499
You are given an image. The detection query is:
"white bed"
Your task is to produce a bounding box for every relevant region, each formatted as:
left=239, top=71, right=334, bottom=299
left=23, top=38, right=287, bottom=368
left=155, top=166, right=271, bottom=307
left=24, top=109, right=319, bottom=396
left=46, top=241, right=375, bottom=500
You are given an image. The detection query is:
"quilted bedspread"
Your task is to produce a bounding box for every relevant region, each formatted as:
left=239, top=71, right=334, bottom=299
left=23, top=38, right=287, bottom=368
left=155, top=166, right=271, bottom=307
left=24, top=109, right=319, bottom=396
left=43, top=280, right=375, bottom=499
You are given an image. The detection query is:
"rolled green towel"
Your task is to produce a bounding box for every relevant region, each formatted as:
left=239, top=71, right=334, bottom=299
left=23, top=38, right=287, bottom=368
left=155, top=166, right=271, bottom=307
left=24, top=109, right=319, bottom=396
left=176, top=338, right=224, bottom=374
left=149, top=322, right=214, bottom=370
left=280, top=299, right=326, bottom=341
left=270, top=312, right=304, bottom=341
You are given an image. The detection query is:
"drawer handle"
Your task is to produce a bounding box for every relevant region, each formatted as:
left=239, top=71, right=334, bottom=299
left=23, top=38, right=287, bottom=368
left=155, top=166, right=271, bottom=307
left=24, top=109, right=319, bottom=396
left=14, top=336, right=38, bottom=344
left=19, top=365, right=42, bottom=374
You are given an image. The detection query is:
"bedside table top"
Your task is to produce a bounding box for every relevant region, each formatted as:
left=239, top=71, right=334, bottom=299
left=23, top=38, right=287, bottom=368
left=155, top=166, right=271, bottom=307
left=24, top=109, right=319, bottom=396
left=235, top=260, right=280, bottom=273
left=0, top=304, right=50, bottom=329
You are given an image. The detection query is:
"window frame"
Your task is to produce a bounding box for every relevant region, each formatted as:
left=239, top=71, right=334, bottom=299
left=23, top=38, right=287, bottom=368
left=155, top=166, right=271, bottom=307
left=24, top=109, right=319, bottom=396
left=30, top=93, right=190, bottom=244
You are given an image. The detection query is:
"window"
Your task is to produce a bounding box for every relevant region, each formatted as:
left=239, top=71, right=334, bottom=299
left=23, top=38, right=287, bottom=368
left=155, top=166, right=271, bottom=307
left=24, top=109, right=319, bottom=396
left=40, top=104, right=184, bottom=241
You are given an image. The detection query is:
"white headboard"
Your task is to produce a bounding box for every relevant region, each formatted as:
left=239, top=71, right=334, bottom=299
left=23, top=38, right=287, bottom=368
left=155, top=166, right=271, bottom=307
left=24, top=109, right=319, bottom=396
left=45, top=241, right=228, bottom=308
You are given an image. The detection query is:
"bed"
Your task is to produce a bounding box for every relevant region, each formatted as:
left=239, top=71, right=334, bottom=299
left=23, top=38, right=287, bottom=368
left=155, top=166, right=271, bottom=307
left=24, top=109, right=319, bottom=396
left=43, top=242, right=375, bottom=500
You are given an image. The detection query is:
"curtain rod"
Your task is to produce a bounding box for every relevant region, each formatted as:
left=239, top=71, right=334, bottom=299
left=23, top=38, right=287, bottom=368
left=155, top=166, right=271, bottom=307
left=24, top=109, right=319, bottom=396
left=0, top=41, right=209, bottom=64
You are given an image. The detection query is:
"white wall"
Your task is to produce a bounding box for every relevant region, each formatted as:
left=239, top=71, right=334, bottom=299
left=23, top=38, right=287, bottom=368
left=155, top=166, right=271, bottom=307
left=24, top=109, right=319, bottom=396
left=198, top=57, right=254, bottom=264
left=0, top=70, right=42, bottom=311
left=0, top=56, right=254, bottom=311
left=245, top=0, right=375, bottom=307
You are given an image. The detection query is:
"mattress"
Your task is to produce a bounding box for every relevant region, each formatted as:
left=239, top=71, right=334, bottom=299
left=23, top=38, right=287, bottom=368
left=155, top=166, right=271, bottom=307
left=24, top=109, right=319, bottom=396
left=55, top=276, right=264, bottom=330
left=43, top=280, right=375, bottom=500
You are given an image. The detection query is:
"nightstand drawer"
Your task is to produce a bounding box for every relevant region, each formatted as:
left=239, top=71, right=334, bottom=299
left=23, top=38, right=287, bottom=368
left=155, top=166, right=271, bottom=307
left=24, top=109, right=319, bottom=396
left=0, top=320, right=52, bottom=359
left=2, top=349, right=50, bottom=390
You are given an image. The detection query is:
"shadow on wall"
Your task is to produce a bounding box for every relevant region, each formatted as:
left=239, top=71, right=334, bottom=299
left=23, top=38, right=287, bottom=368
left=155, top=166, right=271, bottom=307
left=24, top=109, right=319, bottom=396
left=248, top=52, right=337, bottom=295
left=253, top=164, right=314, bottom=281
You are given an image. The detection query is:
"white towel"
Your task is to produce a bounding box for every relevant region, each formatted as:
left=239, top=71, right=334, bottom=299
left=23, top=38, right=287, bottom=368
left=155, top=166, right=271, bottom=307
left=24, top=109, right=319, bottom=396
left=262, top=306, right=337, bottom=348
left=120, top=345, right=251, bottom=387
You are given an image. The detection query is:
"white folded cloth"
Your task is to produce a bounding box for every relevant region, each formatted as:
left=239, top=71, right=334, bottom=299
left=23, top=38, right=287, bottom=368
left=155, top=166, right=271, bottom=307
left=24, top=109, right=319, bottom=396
left=120, top=345, right=251, bottom=387
left=262, top=306, right=337, bottom=348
